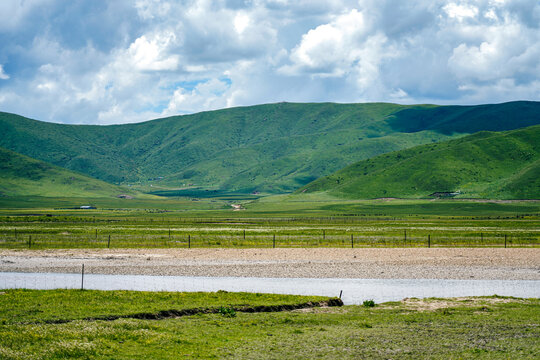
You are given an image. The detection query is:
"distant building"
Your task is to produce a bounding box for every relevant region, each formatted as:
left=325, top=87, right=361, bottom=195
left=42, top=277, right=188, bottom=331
left=80, top=205, right=97, bottom=209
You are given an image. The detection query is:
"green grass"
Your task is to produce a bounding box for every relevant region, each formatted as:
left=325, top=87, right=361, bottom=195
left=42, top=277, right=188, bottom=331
left=2, top=101, right=539, bottom=194
left=0, top=290, right=331, bottom=325
left=0, top=199, right=538, bottom=249
left=0, top=291, right=538, bottom=359
left=0, top=147, right=145, bottom=199
left=299, top=125, right=540, bottom=199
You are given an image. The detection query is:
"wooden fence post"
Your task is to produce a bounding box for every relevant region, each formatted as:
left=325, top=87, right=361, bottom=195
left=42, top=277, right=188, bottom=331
left=273, top=234, right=276, bottom=248
left=107, top=235, right=111, bottom=248
left=28, top=235, right=31, bottom=249
left=428, top=234, right=431, bottom=248
left=188, top=234, right=191, bottom=248
left=504, top=234, right=507, bottom=248
left=81, top=264, right=85, bottom=290
left=351, top=234, right=354, bottom=249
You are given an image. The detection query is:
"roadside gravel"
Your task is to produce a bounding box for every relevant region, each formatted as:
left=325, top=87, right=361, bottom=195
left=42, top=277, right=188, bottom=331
left=1, top=248, right=539, bottom=280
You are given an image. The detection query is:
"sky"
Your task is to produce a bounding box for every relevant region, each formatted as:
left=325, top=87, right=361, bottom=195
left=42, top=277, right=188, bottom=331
left=0, top=0, right=539, bottom=124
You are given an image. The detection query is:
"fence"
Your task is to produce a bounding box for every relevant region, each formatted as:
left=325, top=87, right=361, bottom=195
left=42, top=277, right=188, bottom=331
left=0, top=230, right=538, bottom=249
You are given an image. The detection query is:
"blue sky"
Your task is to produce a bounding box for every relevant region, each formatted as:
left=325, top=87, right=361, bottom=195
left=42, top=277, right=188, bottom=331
left=0, top=0, right=539, bottom=124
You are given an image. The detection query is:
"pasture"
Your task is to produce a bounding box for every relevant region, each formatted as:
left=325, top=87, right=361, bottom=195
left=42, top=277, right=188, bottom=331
left=0, top=290, right=538, bottom=359
left=0, top=197, right=538, bottom=249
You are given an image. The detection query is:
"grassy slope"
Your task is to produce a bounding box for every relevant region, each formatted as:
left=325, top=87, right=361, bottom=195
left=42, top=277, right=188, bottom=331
left=1, top=101, right=538, bottom=194
left=299, top=125, right=540, bottom=199
left=0, top=291, right=538, bottom=359
left=0, top=147, right=140, bottom=198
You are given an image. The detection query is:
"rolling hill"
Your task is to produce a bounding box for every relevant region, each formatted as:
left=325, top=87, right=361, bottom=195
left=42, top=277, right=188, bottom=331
left=1, top=101, right=539, bottom=194
left=0, top=147, right=139, bottom=198
left=297, top=125, right=540, bottom=199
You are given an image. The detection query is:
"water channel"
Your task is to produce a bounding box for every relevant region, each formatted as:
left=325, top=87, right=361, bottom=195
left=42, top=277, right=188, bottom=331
left=1, top=272, right=538, bottom=305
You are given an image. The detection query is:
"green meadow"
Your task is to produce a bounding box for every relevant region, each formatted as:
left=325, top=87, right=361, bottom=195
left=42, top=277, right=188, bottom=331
left=0, top=195, right=538, bottom=249
left=0, top=290, right=538, bottom=359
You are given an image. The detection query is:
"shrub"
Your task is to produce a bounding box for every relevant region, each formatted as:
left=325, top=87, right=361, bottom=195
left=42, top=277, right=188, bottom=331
left=218, top=306, right=237, bottom=318
left=363, top=299, right=376, bottom=307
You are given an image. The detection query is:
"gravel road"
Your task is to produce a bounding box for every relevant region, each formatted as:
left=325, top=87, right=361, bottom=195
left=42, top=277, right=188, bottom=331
left=1, top=248, right=539, bottom=280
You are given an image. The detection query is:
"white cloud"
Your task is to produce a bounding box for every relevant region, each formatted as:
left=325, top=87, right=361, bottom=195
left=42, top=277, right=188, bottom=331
left=443, top=3, right=479, bottom=21
left=234, top=13, right=251, bottom=34
left=135, top=0, right=171, bottom=20
left=0, top=0, right=538, bottom=124
left=126, top=31, right=180, bottom=71
left=0, top=65, right=9, bottom=80
left=283, top=9, right=370, bottom=76
left=164, top=78, right=230, bottom=115
left=448, top=12, right=540, bottom=83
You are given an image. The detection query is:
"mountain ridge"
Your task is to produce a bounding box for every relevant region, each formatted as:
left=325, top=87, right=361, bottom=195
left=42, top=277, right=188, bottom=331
left=297, top=124, right=540, bottom=199
left=1, top=100, right=539, bottom=194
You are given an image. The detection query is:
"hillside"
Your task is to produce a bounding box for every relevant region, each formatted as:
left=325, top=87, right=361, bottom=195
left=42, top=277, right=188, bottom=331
left=298, top=125, right=540, bottom=199
left=1, top=101, right=539, bottom=194
left=0, top=147, right=139, bottom=198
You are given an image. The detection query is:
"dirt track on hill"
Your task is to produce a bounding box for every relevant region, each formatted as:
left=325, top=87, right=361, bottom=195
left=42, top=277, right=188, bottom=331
left=1, top=248, right=539, bottom=280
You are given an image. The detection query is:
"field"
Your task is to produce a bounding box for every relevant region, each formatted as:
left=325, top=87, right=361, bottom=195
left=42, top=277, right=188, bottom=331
left=0, top=197, right=539, bottom=250
left=0, top=290, right=538, bottom=359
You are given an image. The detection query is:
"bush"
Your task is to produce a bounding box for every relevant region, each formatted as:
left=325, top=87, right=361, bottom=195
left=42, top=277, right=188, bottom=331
left=363, top=299, right=376, bottom=307
left=218, top=306, right=237, bottom=318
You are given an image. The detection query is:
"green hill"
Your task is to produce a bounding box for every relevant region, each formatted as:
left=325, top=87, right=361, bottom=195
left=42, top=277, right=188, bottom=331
left=298, top=125, right=540, bottom=199
left=1, top=101, right=539, bottom=194
left=0, top=147, right=140, bottom=198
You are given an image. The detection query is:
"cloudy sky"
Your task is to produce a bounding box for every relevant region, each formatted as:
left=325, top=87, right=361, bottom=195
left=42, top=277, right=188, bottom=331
left=0, top=0, right=539, bottom=124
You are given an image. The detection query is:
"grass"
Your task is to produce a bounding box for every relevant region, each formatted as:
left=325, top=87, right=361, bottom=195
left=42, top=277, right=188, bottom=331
left=0, top=147, right=143, bottom=199
left=0, top=198, right=538, bottom=249
left=0, top=291, right=538, bottom=359
left=2, top=101, right=539, bottom=194
left=299, top=124, right=540, bottom=199
left=0, top=290, right=331, bottom=325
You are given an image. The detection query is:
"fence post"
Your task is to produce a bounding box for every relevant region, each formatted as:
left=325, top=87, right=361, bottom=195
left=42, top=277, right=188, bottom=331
left=95, top=229, right=97, bottom=239
left=15, top=228, right=17, bottom=239
left=273, top=234, right=276, bottom=248
left=107, top=235, right=111, bottom=248
left=188, top=234, right=191, bottom=249
left=351, top=234, right=354, bottom=249
left=323, top=230, right=325, bottom=240
left=428, top=234, right=430, bottom=248
left=404, top=230, right=407, bottom=242
left=504, top=234, right=507, bottom=248
left=28, top=235, right=31, bottom=249
left=243, top=230, right=246, bottom=240
left=81, top=264, right=85, bottom=290
left=481, top=232, right=483, bottom=245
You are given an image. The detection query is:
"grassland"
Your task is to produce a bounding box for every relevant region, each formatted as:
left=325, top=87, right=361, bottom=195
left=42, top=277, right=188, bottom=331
left=0, top=148, right=143, bottom=199
left=0, top=197, right=538, bottom=249
left=299, top=125, right=540, bottom=199
left=2, top=101, right=539, bottom=193
left=0, top=290, right=538, bottom=359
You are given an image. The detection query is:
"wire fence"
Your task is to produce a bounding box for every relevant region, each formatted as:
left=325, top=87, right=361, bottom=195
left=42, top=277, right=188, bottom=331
left=0, top=231, right=538, bottom=249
